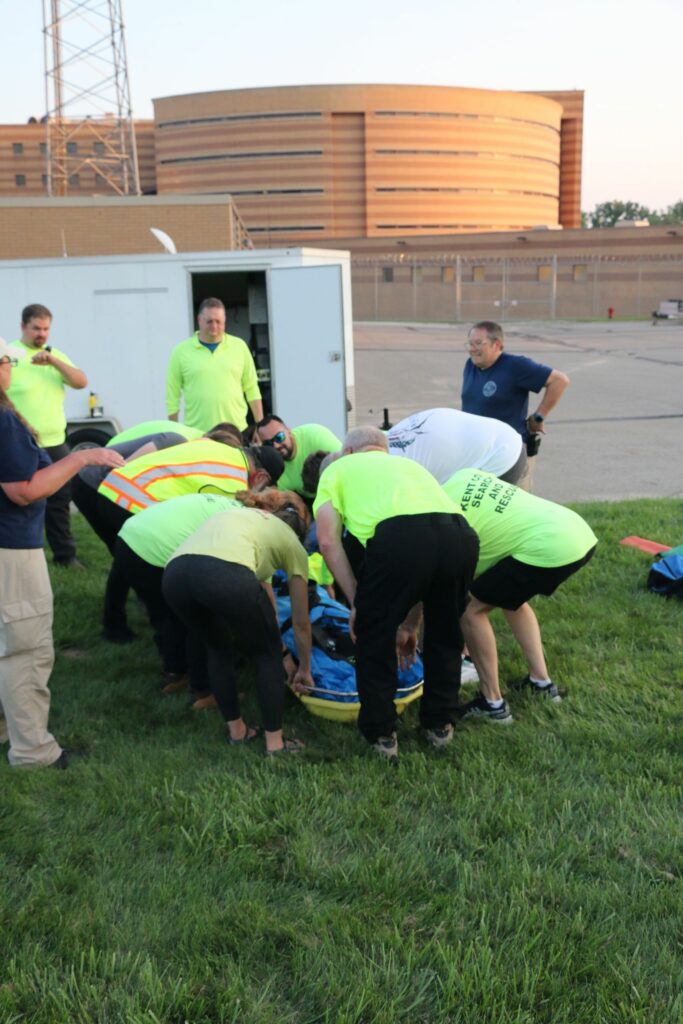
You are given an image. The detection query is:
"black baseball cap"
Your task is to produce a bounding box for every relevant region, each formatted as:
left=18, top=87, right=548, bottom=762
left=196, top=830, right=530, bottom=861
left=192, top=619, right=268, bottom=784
left=251, top=445, right=284, bottom=484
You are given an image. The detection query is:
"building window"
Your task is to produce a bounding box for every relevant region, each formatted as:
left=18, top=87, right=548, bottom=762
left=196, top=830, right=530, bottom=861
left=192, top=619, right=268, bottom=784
left=13, top=142, right=24, bottom=155
left=42, top=174, right=48, bottom=187
left=94, top=173, right=107, bottom=188
left=537, top=264, right=552, bottom=282
left=441, top=266, right=455, bottom=284
left=382, top=267, right=394, bottom=283
left=93, top=141, right=105, bottom=155
left=15, top=174, right=26, bottom=186
left=40, top=142, right=47, bottom=155
left=472, top=265, right=486, bottom=282
left=412, top=267, right=423, bottom=284
left=67, top=141, right=78, bottom=155
left=68, top=173, right=80, bottom=187
left=573, top=264, right=588, bottom=282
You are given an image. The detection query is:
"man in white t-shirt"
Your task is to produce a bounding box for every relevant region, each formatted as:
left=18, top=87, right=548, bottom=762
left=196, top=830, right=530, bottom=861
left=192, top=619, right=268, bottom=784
left=386, top=407, right=526, bottom=485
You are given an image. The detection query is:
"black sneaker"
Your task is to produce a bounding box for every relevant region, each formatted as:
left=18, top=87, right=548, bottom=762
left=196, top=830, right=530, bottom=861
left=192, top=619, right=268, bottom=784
left=522, top=675, right=562, bottom=703
left=370, top=734, right=398, bottom=761
left=459, top=693, right=513, bottom=725
left=50, top=749, right=87, bottom=769
left=422, top=723, right=455, bottom=748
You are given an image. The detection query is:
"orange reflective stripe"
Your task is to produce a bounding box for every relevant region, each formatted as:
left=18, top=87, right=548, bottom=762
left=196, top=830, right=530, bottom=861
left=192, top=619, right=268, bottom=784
left=101, top=475, right=150, bottom=511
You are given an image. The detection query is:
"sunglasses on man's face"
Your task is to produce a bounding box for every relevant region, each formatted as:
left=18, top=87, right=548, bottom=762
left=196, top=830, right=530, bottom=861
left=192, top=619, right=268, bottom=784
left=261, top=430, right=287, bottom=447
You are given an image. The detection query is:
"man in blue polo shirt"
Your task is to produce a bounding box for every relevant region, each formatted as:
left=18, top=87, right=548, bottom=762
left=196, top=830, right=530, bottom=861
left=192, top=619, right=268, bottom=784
left=461, top=321, right=569, bottom=491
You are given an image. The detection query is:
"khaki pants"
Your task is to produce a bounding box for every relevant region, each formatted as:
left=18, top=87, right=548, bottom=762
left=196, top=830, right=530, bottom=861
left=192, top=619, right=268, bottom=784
left=517, top=454, right=536, bottom=493
left=0, top=548, right=62, bottom=767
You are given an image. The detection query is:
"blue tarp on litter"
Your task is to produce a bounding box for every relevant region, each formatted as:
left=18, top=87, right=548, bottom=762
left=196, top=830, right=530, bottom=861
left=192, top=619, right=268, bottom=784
left=274, top=576, right=424, bottom=704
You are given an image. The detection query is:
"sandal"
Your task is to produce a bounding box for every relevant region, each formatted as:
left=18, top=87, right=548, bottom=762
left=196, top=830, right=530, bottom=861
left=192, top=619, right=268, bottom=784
left=264, top=738, right=305, bottom=758
left=228, top=724, right=263, bottom=746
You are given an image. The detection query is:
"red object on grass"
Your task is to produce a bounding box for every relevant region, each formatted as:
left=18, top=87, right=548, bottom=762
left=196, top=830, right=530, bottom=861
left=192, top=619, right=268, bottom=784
left=620, top=536, right=672, bottom=555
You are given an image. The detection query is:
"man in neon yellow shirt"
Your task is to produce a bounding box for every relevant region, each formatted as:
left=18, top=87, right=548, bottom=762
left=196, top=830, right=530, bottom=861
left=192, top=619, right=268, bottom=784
left=444, top=468, right=597, bottom=724
left=256, top=414, right=341, bottom=498
left=8, top=303, right=88, bottom=567
left=166, top=297, right=263, bottom=432
left=314, top=426, right=479, bottom=760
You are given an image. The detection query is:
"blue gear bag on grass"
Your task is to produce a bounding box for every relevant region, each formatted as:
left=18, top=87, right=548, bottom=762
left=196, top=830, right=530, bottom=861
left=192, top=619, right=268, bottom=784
left=647, top=545, right=683, bottom=599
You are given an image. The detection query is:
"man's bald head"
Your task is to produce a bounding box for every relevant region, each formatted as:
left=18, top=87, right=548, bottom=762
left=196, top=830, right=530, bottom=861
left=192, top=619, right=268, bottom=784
left=343, top=425, right=389, bottom=453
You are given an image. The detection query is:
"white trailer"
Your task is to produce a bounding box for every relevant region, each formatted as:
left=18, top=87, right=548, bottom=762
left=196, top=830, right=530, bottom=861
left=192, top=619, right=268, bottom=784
left=0, top=247, right=354, bottom=445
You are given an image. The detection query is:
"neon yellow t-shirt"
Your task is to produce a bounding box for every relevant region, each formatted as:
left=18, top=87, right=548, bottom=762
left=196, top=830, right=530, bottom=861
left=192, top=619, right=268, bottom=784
left=313, top=451, right=457, bottom=545
left=119, top=493, right=240, bottom=567
left=108, top=420, right=202, bottom=446
left=166, top=333, right=261, bottom=432
left=7, top=340, right=75, bottom=446
left=443, top=468, right=597, bottom=575
left=278, top=424, right=341, bottom=496
left=169, top=506, right=309, bottom=582
left=307, top=552, right=334, bottom=586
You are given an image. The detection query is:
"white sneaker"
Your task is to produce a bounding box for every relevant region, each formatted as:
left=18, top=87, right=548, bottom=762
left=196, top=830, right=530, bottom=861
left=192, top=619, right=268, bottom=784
left=460, top=657, right=479, bottom=685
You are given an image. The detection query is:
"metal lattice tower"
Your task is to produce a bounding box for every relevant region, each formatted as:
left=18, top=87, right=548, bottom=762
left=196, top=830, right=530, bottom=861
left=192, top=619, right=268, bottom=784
left=43, top=0, right=140, bottom=196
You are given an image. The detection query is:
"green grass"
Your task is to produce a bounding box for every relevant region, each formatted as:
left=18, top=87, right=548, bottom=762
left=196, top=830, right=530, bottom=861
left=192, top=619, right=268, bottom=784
left=1, top=500, right=682, bottom=1024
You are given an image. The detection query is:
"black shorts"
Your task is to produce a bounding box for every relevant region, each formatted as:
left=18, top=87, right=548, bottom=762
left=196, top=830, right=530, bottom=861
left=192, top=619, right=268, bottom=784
left=470, top=544, right=597, bottom=611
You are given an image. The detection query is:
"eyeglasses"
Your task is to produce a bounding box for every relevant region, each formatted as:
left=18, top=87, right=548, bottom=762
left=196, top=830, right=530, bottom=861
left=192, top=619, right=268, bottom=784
left=261, top=430, right=287, bottom=447
left=0, top=356, right=18, bottom=367
left=464, top=341, right=491, bottom=352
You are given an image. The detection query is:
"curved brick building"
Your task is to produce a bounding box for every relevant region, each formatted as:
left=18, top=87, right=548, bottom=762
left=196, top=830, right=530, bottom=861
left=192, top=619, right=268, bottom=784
left=153, top=84, right=583, bottom=245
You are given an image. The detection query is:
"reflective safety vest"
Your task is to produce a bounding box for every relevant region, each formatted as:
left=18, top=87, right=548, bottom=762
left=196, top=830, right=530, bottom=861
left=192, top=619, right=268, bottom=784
left=98, top=439, right=249, bottom=512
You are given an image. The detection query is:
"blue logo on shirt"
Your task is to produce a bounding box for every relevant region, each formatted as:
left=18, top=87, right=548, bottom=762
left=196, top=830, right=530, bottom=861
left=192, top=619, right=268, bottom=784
left=483, top=381, right=497, bottom=397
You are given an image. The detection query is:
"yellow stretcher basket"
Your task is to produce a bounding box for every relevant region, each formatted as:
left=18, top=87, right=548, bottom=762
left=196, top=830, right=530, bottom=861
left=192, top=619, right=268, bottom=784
left=295, top=683, right=423, bottom=724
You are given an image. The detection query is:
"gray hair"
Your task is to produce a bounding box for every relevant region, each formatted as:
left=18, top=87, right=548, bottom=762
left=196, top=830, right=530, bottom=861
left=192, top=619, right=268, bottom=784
left=470, top=320, right=504, bottom=347
left=343, top=425, right=389, bottom=453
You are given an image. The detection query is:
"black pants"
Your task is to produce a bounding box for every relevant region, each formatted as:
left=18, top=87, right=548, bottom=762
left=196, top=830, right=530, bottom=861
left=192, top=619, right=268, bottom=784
left=353, top=513, right=479, bottom=743
left=44, top=442, right=76, bottom=563
left=97, top=498, right=133, bottom=632
left=163, top=555, right=284, bottom=730
left=71, top=475, right=117, bottom=554
left=112, top=539, right=187, bottom=673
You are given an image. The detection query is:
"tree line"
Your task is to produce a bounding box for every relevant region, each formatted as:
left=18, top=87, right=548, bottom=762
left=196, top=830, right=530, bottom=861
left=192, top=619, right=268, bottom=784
left=582, top=200, right=683, bottom=228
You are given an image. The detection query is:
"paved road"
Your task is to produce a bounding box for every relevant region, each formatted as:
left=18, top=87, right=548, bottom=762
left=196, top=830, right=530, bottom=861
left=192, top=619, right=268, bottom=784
left=353, top=320, right=683, bottom=503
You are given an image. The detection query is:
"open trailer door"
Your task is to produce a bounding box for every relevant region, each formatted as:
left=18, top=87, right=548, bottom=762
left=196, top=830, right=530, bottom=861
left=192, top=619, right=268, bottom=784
left=268, top=263, right=349, bottom=439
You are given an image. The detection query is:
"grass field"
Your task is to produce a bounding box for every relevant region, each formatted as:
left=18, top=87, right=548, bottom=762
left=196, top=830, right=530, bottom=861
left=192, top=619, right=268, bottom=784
left=2, top=500, right=682, bottom=1024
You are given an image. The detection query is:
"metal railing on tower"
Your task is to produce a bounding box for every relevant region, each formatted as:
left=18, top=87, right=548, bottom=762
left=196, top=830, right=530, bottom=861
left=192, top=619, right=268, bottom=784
left=43, top=0, right=140, bottom=196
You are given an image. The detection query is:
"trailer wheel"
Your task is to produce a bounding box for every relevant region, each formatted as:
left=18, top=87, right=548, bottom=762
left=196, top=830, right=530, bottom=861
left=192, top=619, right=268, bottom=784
left=67, top=426, right=114, bottom=451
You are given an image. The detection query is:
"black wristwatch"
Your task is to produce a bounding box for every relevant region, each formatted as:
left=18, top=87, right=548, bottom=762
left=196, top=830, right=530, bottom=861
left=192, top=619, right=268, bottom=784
left=532, top=414, right=544, bottom=424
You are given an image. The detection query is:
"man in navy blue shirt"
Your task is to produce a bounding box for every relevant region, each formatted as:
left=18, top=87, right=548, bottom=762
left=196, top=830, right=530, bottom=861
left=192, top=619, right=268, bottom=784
left=461, top=321, right=569, bottom=491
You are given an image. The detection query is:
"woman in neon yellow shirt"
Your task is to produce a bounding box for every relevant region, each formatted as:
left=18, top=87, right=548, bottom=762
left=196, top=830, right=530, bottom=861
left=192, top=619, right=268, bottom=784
left=163, top=490, right=315, bottom=756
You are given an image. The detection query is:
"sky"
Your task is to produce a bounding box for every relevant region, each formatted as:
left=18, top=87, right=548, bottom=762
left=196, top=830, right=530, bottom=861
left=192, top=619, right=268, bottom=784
left=1, top=0, right=681, bottom=213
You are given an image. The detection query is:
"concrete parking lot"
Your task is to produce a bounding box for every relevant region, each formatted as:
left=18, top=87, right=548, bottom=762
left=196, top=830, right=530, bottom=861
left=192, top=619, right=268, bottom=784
left=353, top=320, right=683, bottom=503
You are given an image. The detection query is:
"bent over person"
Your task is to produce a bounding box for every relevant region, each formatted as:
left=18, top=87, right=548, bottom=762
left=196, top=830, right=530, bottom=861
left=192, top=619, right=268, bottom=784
left=163, top=492, right=314, bottom=755
left=444, top=469, right=597, bottom=724
left=256, top=414, right=341, bottom=499
left=314, top=426, right=479, bottom=760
